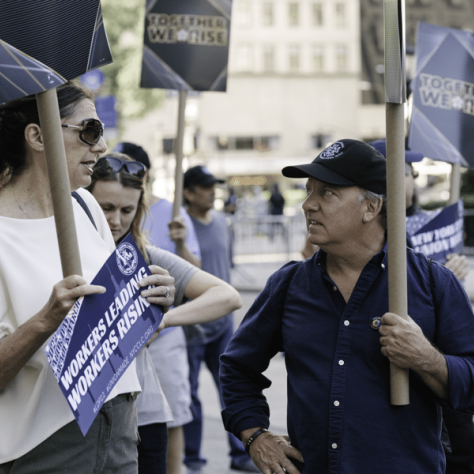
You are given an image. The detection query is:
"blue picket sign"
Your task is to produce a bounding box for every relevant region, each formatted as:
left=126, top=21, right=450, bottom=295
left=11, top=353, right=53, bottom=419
left=409, top=22, right=474, bottom=167
left=45, top=234, right=163, bottom=436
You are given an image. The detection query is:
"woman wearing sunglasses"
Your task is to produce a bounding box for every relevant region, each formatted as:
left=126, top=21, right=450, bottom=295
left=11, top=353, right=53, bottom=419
left=0, top=82, right=175, bottom=474
left=87, top=152, right=242, bottom=474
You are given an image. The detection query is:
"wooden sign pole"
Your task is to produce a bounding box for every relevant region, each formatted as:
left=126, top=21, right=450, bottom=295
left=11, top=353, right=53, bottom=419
left=172, top=90, right=187, bottom=219
left=384, top=0, right=409, bottom=405
left=36, top=88, right=83, bottom=277
left=448, top=162, right=461, bottom=205
left=386, top=103, right=410, bottom=405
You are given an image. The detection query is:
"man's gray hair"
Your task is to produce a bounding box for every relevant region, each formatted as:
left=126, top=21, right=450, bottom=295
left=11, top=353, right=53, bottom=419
left=359, top=188, right=387, bottom=229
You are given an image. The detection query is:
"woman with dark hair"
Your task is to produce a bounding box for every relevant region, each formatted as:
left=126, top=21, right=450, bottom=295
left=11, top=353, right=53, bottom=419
left=0, top=82, right=174, bottom=474
left=87, top=152, right=242, bottom=474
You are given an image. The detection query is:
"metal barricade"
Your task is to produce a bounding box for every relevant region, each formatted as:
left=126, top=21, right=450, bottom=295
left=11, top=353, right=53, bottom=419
left=228, top=214, right=307, bottom=264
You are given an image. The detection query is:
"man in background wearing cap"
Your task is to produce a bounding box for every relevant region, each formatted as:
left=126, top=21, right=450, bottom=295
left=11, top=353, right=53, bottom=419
left=220, top=139, right=474, bottom=473
left=182, top=166, right=259, bottom=473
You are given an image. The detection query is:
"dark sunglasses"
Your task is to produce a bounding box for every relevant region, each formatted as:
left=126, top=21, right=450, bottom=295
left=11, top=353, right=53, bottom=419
left=61, top=118, right=104, bottom=146
left=93, top=156, right=146, bottom=178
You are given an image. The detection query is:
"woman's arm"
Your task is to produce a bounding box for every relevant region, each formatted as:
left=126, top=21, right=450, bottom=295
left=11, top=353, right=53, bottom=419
left=159, top=270, right=242, bottom=329
left=0, top=276, right=105, bottom=390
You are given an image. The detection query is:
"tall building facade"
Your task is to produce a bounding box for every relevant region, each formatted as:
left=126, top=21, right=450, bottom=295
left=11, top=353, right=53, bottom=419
left=196, top=0, right=384, bottom=180
left=122, top=0, right=474, bottom=196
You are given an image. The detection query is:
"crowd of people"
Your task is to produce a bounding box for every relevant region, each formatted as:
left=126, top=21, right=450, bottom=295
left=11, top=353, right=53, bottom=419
left=1, top=81, right=474, bottom=474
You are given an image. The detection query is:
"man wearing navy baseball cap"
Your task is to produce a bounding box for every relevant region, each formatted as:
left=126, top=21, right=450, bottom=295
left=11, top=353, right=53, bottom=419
left=220, top=139, right=474, bottom=474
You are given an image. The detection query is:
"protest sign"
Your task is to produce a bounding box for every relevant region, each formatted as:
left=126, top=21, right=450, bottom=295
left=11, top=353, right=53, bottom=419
left=140, top=0, right=232, bottom=91
left=0, top=1, right=113, bottom=278
left=45, top=234, right=163, bottom=436
left=406, top=200, right=464, bottom=263
left=409, top=22, right=474, bottom=167
left=0, top=1, right=111, bottom=104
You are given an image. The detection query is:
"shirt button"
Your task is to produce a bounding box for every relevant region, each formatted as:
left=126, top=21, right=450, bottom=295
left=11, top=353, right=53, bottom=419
left=339, top=360, right=344, bottom=366
left=381, top=263, right=385, bottom=269
left=333, top=286, right=337, bottom=291
left=334, top=400, right=340, bottom=406
left=344, top=320, right=350, bottom=326
left=332, top=443, right=338, bottom=449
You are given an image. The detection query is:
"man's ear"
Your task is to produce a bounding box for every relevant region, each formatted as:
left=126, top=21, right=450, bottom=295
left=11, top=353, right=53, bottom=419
left=24, top=123, right=44, bottom=152
left=183, top=188, right=193, bottom=204
left=363, top=197, right=383, bottom=223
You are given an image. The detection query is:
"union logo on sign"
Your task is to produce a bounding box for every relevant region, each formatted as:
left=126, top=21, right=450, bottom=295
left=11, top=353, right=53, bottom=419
left=319, top=141, right=345, bottom=159
left=116, top=242, right=138, bottom=276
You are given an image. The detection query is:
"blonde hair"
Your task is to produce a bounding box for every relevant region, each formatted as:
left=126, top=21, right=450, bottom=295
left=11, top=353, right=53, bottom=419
left=87, top=151, right=151, bottom=263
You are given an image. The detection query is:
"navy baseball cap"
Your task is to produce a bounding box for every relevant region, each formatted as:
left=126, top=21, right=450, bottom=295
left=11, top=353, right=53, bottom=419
left=282, top=139, right=387, bottom=195
left=369, top=139, right=424, bottom=163
left=184, top=165, right=225, bottom=188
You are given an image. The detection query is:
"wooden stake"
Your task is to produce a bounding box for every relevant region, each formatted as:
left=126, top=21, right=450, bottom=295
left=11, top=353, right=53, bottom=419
left=384, top=0, right=409, bottom=405
left=386, top=103, right=410, bottom=405
left=172, top=90, right=187, bottom=219
left=36, top=88, right=82, bottom=277
left=448, top=162, right=461, bottom=205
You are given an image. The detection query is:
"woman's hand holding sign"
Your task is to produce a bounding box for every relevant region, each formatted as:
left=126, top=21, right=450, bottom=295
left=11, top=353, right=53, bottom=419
left=40, top=275, right=106, bottom=333
left=138, top=265, right=175, bottom=312
left=0, top=275, right=105, bottom=391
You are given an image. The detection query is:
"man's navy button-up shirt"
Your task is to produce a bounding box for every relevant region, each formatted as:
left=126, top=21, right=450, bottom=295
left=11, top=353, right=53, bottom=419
left=220, top=246, right=474, bottom=473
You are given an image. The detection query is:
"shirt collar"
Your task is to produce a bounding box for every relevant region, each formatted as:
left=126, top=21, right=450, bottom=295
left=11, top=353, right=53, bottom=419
left=313, top=241, right=388, bottom=271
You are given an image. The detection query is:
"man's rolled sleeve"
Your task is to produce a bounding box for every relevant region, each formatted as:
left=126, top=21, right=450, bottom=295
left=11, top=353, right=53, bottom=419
left=432, top=262, right=474, bottom=412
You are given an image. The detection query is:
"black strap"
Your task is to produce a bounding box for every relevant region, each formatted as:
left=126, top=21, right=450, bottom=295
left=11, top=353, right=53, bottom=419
left=72, top=191, right=97, bottom=230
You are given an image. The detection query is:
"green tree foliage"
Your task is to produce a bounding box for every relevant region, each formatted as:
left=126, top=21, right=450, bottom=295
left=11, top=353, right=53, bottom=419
left=100, top=0, right=164, bottom=122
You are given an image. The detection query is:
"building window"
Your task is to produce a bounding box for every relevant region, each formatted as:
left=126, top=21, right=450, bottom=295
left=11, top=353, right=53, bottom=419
left=336, top=44, right=347, bottom=71
left=312, top=3, right=323, bottom=26
left=262, top=2, right=274, bottom=26
left=256, top=136, right=280, bottom=151
left=214, top=136, right=280, bottom=151
left=288, top=2, right=299, bottom=26
left=162, top=138, right=175, bottom=154
left=335, top=2, right=346, bottom=28
left=263, top=45, right=275, bottom=72
left=236, top=44, right=254, bottom=72
left=236, top=0, right=252, bottom=28
left=289, top=45, right=300, bottom=71
left=312, top=44, right=324, bottom=71
left=235, top=137, right=254, bottom=150
left=311, top=133, right=332, bottom=149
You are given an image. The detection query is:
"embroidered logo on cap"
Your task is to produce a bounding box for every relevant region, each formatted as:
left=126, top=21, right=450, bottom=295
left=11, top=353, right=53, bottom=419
left=200, top=166, right=212, bottom=175
left=319, top=141, right=345, bottom=159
